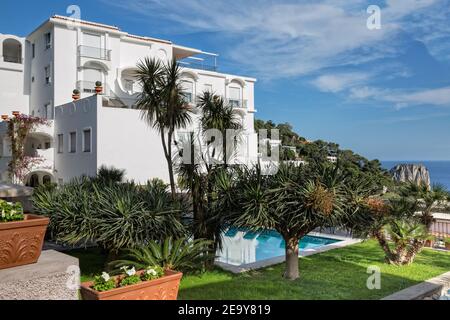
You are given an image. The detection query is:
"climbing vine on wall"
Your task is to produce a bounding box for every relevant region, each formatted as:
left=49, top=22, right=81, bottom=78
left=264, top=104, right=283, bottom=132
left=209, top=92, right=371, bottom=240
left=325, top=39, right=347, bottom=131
left=7, top=114, right=49, bottom=185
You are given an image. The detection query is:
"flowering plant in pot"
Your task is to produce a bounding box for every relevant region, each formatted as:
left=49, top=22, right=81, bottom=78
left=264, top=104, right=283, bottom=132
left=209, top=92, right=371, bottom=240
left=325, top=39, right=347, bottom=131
left=0, top=200, right=49, bottom=270
left=80, top=264, right=180, bottom=300
left=72, top=89, right=80, bottom=100
left=445, top=237, right=450, bottom=250
left=95, top=81, right=103, bottom=94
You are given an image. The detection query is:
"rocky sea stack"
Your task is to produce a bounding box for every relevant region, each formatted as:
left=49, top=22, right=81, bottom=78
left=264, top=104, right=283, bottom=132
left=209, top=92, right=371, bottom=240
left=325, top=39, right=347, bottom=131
left=390, top=164, right=431, bottom=188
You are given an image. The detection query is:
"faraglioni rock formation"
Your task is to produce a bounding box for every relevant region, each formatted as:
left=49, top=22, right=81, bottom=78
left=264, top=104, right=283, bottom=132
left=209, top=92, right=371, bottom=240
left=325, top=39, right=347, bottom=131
left=390, top=164, right=431, bottom=188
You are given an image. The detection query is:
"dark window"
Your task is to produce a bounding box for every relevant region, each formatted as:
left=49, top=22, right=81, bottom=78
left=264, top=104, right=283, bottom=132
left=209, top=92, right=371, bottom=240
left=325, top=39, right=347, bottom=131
left=69, top=132, right=76, bottom=153
left=57, top=134, right=63, bottom=153
left=83, top=129, right=91, bottom=152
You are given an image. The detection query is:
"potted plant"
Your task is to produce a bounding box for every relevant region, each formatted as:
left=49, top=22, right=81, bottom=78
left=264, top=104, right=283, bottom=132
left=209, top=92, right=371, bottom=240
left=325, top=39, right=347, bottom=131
left=80, top=265, right=183, bottom=300
left=95, top=81, right=103, bottom=94
left=0, top=200, right=49, bottom=270
left=425, top=235, right=435, bottom=248
left=72, top=89, right=80, bottom=100
left=444, top=237, right=450, bottom=250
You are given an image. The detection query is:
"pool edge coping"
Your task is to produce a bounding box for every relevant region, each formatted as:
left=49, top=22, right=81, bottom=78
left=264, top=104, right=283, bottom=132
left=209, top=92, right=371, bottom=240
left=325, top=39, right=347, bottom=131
left=215, top=233, right=362, bottom=274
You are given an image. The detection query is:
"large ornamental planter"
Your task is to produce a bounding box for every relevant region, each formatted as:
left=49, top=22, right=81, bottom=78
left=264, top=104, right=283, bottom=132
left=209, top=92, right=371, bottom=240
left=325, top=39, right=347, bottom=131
left=0, top=214, right=49, bottom=270
left=80, top=269, right=183, bottom=300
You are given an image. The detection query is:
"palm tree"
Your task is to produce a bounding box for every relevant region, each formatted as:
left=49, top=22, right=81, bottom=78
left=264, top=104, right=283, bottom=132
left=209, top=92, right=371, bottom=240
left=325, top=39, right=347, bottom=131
left=135, top=57, right=193, bottom=198
left=400, top=183, right=448, bottom=228
left=174, top=92, right=244, bottom=266
left=233, top=163, right=369, bottom=280
left=197, top=91, right=243, bottom=166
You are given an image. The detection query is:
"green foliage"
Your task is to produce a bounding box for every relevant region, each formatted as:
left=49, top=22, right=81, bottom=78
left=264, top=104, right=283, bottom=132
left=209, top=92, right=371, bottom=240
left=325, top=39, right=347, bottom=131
left=111, top=237, right=214, bottom=273
left=142, top=265, right=164, bottom=281
left=94, top=165, right=125, bottom=184
left=32, top=177, right=186, bottom=252
left=92, top=273, right=116, bottom=292
left=119, top=275, right=141, bottom=287
left=135, top=57, right=193, bottom=197
left=0, top=200, right=24, bottom=222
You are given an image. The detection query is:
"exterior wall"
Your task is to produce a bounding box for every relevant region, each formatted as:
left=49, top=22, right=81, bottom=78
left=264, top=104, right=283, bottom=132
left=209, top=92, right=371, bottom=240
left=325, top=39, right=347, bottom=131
left=54, top=95, right=98, bottom=183
left=28, top=25, right=54, bottom=118
left=0, top=34, right=29, bottom=116
left=53, top=25, right=77, bottom=108
left=96, top=102, right=169, bottom=184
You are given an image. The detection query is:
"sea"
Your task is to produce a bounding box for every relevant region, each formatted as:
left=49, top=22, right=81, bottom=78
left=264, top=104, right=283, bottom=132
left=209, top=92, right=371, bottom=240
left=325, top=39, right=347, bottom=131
left=381, top=161, right=450, bottom=192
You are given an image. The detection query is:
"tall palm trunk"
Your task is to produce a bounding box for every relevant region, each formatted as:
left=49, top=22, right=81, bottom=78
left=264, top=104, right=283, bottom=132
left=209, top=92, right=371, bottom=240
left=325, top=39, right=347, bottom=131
left=284, top=237, right=300, bottom=280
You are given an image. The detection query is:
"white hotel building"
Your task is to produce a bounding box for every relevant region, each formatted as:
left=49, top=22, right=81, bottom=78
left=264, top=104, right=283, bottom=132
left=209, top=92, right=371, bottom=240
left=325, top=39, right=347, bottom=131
left=0, top=16, right=258, bottom=186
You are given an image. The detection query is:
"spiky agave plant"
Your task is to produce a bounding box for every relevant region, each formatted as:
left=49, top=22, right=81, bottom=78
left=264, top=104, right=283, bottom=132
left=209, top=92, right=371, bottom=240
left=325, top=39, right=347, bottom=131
left=110, top=237, right=214, bottom=273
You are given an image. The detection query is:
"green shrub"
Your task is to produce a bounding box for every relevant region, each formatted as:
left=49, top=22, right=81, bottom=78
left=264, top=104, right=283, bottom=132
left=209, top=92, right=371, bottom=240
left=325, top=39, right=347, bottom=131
left=32, top=178, right=187, bottom=252
left=92, top=272, right=116, bottom=292
left=111, top=237, right=214, bottom=273
left=0, top=200, right=23, bottom=222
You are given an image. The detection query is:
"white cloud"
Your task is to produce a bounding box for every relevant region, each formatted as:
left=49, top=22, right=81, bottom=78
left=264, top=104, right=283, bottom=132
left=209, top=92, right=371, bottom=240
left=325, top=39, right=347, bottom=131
left=102, top=0, right=443, bottom=79
left=350, top=86, right=450, bottom=108
left=312, top=72, right=370, bottom=93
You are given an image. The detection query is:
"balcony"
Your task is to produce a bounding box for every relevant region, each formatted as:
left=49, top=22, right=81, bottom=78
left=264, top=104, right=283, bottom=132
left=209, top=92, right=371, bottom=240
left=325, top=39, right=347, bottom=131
left=225, top=99, right=247, bottom=109
left=78, top=45, right=111, bottom=61
left=77, top=81, right=111, bottom=96
left=179, top=53, right=218, bottom=72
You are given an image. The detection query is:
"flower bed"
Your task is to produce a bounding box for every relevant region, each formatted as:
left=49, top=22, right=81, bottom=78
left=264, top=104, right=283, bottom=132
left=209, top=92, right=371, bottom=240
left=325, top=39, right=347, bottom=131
left=0, top=200, right=49, bottom=269
left=80, top=266, right=182, bottom=300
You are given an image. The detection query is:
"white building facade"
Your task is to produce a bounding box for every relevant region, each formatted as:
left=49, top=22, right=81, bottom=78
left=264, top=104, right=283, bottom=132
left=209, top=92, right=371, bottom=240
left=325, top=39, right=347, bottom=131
left=0, top=16, right=258, bottom=185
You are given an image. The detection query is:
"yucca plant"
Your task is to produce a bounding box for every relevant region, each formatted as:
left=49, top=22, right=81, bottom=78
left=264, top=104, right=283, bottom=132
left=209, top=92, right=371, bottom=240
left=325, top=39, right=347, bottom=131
left=110, top=237, right=214, bottom=273
left=32, top=178, right=187, bottom=254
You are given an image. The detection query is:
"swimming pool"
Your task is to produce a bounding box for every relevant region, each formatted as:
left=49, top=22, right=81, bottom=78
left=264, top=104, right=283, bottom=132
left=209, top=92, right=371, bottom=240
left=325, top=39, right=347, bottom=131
left=216, top=228, right=341, bottom=266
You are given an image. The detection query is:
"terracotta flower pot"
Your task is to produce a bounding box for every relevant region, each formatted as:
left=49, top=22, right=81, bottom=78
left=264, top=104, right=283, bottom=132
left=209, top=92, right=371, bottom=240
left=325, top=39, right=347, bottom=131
left=425, top=239, right=434, bottom=248
left=80, top=270, right=183, bottom=300
left=1, top=115, right=8, bottom=121
left=12, top=111, right=20, bottom=117
left=0, top=214, right=49, bottom=270
left=95, top=86, right=103, bottom=94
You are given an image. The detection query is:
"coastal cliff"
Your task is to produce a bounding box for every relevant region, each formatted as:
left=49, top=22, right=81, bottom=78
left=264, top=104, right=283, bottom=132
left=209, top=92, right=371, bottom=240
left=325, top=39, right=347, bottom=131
left=390, top=164, right=431, bottom=188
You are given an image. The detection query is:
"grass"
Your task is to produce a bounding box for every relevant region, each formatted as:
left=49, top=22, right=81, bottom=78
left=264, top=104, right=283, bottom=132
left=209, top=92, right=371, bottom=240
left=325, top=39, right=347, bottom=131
left=67, top=240, right=450, bottom=300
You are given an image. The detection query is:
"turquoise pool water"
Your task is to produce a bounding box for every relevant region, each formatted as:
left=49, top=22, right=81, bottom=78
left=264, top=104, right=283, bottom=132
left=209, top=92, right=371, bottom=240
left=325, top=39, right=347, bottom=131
left=217, top=228, right=341, bottom=266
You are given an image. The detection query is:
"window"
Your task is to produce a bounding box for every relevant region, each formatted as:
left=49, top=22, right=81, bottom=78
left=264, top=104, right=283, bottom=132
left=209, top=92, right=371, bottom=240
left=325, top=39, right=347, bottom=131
left=43, top=103, right=52, bottom=119
left=83, top=128, right=92, bottom=153
left=181, top=81, right=194, bottom=103
left=69, top=132, right=76, bottom=153
left=45, top=65, right=51, bottom=84
left=229, top=86, right=242, bottom=107
left=57, top=134, right=63, bottom=153
left=45, top=32, right=52, bottom=49
left=32, top=43, right=35, bottom=58
left=43, top=175, right=51, bottom=185
left=124, top=79, right=134, bottom=92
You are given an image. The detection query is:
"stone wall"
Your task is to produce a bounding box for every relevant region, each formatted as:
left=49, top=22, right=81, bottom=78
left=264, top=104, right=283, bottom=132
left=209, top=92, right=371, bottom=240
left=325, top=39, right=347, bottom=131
left=0, top=250, right=79, bottom=300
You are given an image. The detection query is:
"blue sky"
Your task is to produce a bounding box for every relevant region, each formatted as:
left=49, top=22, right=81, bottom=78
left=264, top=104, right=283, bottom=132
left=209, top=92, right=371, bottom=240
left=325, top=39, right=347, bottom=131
left=1, top=0, right=450, bottom=161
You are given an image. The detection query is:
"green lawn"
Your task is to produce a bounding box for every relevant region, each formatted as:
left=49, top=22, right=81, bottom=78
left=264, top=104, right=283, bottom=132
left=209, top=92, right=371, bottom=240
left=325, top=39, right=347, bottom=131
left=68, top=240, right=450, bottom=300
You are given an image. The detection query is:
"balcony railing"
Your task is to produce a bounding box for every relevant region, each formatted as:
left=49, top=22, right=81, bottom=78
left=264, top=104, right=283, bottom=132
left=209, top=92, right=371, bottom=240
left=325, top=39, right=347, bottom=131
left=77, top=81, right=110, bottom=95
left=3, top=55, right=22, bottom=64
left=179, top=61, right=217, bottom=72
left=225, top=98, right=247, bottom=109
left=180, top=95, right=247, bottom=109
left=78, top=45, right=111, bottom=61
